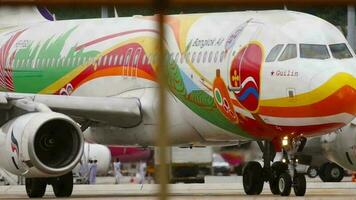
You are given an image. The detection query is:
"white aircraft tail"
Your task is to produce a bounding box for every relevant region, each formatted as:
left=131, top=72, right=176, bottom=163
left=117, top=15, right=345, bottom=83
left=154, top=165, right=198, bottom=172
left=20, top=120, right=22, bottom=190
left=0, top=6, right=54, bottom=30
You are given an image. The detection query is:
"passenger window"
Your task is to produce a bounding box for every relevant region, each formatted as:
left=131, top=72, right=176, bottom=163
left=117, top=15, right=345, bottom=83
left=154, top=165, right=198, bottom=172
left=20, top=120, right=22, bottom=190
left=191, top=52, right=196, bottom=63
left=266, top=44, right=284, bottom=62
left=329, top=43, right=353, bottom=59
left=56, top=58, right=60, bottom=67
left=142, top=55, right=147, bottom=65
left=61, top=58, right=65, bottom=67
left=43, top=58, right=49, bottom=67
left=119, top=55, right=124, bottom=65
left=168, top=53, right=174, bottom=65
left=114, top=55, right=118, bottom=65
left=197, top=52, right=202, bottom=63
left=300, top=44, right=330, bottom=60
left=103, top=56, right=108, bottom=66
left=214, top=51, right=219, bottom=63
left=203, top=51, right=208, bottom=63
left=18, top=59, right=23, bottom=67
left=48, top=58, right=52, bottom=67
left=108, top=56, right=113, bottom=66
left=72, top=57, right=77, bottom=66
left=71, top=58, right=75, bottom=66
left=51, top=58, right=55, bottom=67
left=40, top=59, right=43, bottom=67
left=186, top=52, right=191, bottom=63
left=97, top=57, right=102, bottom=66
left=208, top=51, right=213, bottom=63
left=175, top=53, right=180, bottom=63
left=125, top=48, right=133, bottom=66
left=220, top=51, right=224, bottom=63
left=279, top=44, right=297, bottom=61
left=180, top=53, right=185, bottom=64
left=77, top=57, right=82, bottom=66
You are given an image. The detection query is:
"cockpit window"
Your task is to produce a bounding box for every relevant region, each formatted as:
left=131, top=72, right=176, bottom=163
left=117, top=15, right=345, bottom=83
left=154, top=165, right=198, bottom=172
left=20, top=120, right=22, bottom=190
left=278, top=44, right=297, bottom=61
left=266, top=44, right=284, bottom=62
left=300, top=44, right=330, bottom=60
left=329, top=43, right=353, bottom=59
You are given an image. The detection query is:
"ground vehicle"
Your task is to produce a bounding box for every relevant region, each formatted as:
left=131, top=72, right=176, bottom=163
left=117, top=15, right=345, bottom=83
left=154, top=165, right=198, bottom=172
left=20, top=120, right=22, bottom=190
left=155, top=147, right=213, bottom=183
left=212, top=153, right=230, bottom=176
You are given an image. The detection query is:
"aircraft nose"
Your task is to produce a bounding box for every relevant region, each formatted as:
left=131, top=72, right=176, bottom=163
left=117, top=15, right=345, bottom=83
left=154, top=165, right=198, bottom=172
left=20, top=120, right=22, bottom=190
left=309, top=68, right=356, bottom=123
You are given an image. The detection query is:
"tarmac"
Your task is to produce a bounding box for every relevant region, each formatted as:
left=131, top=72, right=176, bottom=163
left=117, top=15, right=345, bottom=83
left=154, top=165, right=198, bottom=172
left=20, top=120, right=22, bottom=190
left=1, top=176, right=356, bottom=199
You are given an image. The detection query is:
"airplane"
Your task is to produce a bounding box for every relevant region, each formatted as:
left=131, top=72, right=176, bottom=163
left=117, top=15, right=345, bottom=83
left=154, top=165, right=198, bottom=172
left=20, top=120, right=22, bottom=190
left=109, top=146, right=152, bottom=163
left=0, top=5, right=355, bottom=198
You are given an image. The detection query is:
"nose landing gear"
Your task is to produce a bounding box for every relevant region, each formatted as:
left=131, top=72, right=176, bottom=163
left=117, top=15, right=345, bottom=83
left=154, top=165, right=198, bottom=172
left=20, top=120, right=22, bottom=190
left=242, top=137, right=307, bottom=196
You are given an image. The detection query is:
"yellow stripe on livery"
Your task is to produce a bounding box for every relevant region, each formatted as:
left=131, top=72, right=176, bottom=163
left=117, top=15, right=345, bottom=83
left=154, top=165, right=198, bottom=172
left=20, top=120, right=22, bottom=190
left=261, top=73, right=356, bottom=107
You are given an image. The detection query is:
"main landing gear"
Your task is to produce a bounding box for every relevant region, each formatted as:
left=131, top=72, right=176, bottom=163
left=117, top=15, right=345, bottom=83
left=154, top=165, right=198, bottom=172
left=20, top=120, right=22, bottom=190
left=242, top=137, right=307, bottom=196
left=25, top=171, right=74, bottom=198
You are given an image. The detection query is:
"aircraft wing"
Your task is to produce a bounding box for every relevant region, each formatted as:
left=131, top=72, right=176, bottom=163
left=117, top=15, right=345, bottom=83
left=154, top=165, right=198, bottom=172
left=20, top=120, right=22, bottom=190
left=0, top=92, right=142, bottom=128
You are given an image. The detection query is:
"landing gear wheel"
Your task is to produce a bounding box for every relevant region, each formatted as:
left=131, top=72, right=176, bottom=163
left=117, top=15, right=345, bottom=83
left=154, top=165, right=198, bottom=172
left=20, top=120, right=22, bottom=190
left=278, top=172, right=292, bottom=196
left=307, top=166, right=318, bottom=178
left=243, top=161, right=264, bottom=195
left=269, top=161, right=288, bottom=195
left=325, top=162, right=344, bottom=182
left=293, top=173, right=306, bottom=196
left=319, top=162, right=344, bottom=182
left=25, top=178, right=47, bottom=198
left=269, top=178, right=279, bottom=195
left=52, top=172, right=74, bottom=197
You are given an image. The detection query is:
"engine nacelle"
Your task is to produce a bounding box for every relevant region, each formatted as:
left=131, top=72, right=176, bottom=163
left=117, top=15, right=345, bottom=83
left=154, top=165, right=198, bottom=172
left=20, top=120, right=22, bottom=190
left=0, top=112, right=84, bottom=177
left=73, top=143, right=111, bottom=176
left=321, top=120, right=356, bottom=171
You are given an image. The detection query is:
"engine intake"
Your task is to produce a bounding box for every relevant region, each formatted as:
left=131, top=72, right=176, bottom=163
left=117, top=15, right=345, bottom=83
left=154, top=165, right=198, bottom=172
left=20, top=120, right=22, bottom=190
left=0, top=112, right=84, bottom=177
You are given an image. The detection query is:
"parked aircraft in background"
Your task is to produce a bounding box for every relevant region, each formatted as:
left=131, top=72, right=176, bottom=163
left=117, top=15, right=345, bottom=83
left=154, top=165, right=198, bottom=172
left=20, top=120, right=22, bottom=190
left=0, top=5, right=354, bottom=198
left=75, top=143, right=112, bottom=176
left=108, top=146, right=152, bottom=163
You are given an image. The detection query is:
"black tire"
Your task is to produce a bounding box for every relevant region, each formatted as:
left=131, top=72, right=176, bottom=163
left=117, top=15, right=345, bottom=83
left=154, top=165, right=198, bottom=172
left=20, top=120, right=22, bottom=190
left=25, top=178, right=47, bottom=198
left=278, top=172, right=292, bottom=196
left=269, top=179, right=279, bottom=195
left=242, top=161, right=264, bottom=195
left=307, top=166, right=318, bottom=178
left=52, top=172, right=74, bottom=197
left=325, top=163, right=344, bottom=182
left=269, top=162, right=288, bottom=195
left=293, top=173, right=306, bottom=196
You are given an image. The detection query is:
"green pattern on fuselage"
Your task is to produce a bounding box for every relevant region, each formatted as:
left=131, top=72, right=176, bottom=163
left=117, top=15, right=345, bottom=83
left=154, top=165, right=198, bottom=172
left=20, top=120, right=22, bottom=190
left=13, top=27, right=99, bottom=93
left=166, top=53, right=250, bottom=138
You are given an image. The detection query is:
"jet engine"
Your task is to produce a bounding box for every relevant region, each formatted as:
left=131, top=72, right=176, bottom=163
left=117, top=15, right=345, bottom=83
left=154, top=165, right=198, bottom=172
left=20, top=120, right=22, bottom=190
left=0, top=112, right=84, bottom=178
left=321, top=120, right=356, bottom=171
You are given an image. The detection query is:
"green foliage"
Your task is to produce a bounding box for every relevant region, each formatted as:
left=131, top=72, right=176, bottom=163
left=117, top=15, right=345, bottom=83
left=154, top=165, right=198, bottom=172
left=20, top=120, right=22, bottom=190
left=48, top=6, right=102, bottom=20
left=47, top=6, right=347, bottom=27
left=292, top=6, right=347, bottom=26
